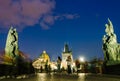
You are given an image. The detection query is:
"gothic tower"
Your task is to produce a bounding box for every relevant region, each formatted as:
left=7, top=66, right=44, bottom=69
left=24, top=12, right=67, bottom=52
left=61, top=43, right=73, bottom=69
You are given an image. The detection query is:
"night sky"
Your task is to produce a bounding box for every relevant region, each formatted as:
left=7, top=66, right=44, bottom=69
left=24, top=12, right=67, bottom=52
left=0, top=0, right=120, bottom=61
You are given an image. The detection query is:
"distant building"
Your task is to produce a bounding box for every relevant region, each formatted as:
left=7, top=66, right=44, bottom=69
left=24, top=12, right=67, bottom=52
left=32, top=51, right=50, bottom=70
left=39, top=50, right=50, bottom=63
left=61, top=44, right=73, bottom=69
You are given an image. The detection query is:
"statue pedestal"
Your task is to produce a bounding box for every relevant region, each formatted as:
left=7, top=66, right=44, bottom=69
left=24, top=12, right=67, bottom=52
left=104, top=63, right=120, bottom=75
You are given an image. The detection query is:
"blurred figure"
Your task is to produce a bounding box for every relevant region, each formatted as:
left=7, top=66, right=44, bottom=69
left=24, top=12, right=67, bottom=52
left=57, top=56, right=62, bottom=72
left=75, top=59, right=80, bottom=74
left=66, top=56, right=72, bottom=74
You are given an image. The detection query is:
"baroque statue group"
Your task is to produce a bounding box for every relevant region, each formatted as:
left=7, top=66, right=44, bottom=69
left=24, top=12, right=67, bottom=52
left=102, top=19, right=120, bottom=65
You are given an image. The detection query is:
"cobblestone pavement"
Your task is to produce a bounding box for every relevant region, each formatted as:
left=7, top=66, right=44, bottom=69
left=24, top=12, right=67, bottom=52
left=1, top=73, right=120, bottom=81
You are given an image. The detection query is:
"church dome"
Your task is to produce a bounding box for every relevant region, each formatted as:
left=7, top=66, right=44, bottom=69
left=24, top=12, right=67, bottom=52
left=40, top=50, right=50, bottom=62
left=32, top=50, right=50, bottom=69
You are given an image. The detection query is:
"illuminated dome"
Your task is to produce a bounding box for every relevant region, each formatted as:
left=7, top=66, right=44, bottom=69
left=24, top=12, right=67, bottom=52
left=40, top=50, right=50, bottom=62
left=32, top=50, right=50, bottom=69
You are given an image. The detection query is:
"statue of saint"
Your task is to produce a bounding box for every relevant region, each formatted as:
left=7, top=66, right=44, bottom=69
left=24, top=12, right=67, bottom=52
left=5, top=27, right=19, bottom=61
left=102, top=19, right=120, bottom=65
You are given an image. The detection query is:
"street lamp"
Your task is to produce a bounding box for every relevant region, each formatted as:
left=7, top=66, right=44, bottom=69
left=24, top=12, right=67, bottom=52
left=79, top=56, right=85, bottom=73
left=79, top=57, right=85, bottom=62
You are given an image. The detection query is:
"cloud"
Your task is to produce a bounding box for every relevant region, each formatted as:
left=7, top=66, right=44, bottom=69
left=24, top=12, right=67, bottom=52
left=54, top=14, right=80, bottom=20
left=0, top=0, right=80, bottom=31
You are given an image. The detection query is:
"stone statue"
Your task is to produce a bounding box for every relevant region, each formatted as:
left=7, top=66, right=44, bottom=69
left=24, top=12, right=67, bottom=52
left=5, top=27, right=19, bottom=63
left=102, top=19, right=120, bottom=65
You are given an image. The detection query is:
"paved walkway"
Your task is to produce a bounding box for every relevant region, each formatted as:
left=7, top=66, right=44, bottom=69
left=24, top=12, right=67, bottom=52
left=1, top=73, right=120, bottom=81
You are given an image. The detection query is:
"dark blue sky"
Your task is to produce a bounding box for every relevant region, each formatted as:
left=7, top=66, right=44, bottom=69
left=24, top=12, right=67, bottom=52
left=0, top=0, right=120, bottom=61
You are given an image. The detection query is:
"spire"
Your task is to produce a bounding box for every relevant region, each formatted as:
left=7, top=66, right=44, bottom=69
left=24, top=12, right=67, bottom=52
left=63, top=43, right=71, bottom=53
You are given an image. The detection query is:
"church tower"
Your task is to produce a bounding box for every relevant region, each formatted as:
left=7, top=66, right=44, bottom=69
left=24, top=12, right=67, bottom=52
left=61, top=44, right=73, bottom=69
